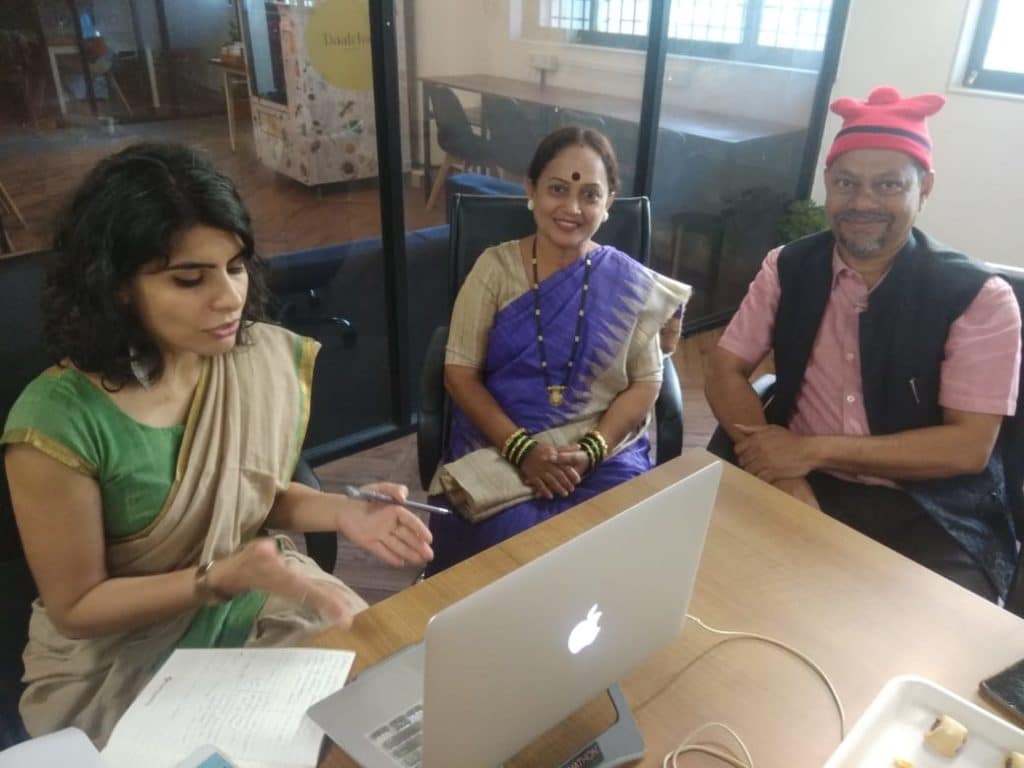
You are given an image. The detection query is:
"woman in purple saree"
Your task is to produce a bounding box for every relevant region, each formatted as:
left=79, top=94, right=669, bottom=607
left=427, top=127, right=690, bottom=574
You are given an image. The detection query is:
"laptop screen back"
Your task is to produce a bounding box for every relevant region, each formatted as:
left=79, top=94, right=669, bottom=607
left=421, top=460, right=722, bottom=766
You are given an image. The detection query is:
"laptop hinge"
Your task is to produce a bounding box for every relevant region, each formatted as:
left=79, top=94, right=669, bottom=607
left=556, top=685, right=645, bottom=768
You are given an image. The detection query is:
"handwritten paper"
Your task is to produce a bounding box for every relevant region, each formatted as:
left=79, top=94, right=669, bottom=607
left=102, top=648, right=355, bottom=768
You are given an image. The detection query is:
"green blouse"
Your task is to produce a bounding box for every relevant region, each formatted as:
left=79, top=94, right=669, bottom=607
left=3, top=366, right=184, bottom=538
left=1, top=365, right=265, bottom=648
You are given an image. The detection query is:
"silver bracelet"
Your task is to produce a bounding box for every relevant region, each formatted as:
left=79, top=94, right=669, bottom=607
left=194, top=560, right=233, bottom=606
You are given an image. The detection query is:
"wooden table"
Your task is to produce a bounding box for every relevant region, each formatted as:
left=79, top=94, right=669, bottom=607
left=208, top=58, right=250, bottom=152
left=47, top=36, right=159, bottom=117
left=309, top=449, right=1024, bottom=767
left=419, top=73, right=804, bottom=198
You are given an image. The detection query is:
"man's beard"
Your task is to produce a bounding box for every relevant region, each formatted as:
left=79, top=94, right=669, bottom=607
left=834, top=211, right=894, bottom=258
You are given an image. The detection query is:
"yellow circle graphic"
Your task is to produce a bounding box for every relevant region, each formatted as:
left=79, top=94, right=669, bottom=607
left=306, top=0, right=372, bottom=92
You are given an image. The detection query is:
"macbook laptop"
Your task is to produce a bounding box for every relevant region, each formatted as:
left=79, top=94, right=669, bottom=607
left=308, top=460, right=722, bottom=767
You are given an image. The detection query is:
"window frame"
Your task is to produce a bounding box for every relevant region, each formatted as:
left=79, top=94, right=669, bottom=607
left=561, top=0, right=829, bottom=70
left=963, top=0, right=1024, bottom=96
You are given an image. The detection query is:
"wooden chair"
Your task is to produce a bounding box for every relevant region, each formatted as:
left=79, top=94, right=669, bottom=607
left=0, top=29, right=44, bottom=129
left=423, top=84, right=493, bottom=211
left=0, top=177, right=26, bottom=230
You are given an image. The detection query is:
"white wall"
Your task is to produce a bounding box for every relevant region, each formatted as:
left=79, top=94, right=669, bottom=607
left=810, top=0, right=1024, bottom=267
left=416, top=0, right=818, bottom=118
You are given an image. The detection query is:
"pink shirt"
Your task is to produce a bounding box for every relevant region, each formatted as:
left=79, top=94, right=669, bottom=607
left=720, top=247, right=1022, bottom=442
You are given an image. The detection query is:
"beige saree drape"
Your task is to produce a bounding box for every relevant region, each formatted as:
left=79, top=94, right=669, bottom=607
left=20, top=323, right=365, bottom=743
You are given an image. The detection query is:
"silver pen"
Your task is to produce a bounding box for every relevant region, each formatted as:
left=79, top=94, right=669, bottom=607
left=338, top=484, right=453, bottom=515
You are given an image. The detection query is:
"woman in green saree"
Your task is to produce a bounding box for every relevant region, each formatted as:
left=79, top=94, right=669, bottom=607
left=0, top=143, right=433, bottom=743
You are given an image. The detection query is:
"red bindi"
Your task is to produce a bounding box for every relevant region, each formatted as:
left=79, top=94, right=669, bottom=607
left=571, top=172, right=580, bottom=181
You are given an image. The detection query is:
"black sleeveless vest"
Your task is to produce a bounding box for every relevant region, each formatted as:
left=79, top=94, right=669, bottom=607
left=767, top=228, right=1017, bottom=596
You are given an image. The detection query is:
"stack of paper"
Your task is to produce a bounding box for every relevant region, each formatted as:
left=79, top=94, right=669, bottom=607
left=0, top=727, right=106, bottom=767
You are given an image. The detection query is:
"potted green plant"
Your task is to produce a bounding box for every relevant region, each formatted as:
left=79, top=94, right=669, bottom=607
left=777, top=199, right=827, bottom=244
left=221, top=2, right=243, bottom=66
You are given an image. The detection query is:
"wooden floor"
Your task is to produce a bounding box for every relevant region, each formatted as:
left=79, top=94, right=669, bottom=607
left=0, top=114, right=445, bottom=257
left=312, top=328, right=756, bottom=605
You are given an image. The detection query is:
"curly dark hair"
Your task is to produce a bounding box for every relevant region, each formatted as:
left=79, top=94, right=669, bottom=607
left=526, top=126, right=621, bottom=195
left=45, top=142, right=269, bottom=389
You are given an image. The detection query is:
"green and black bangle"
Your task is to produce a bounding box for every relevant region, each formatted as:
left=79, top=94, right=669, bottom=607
left=578, top=430, right=608, bottom=471
left=510, top=437, right=539, bottom=467
left=502, top=429, right=539, bottom=467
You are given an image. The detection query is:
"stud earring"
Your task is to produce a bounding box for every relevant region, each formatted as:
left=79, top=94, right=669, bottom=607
left=527, top=198, right=534, bottom=211
left=602, top=211, right=609, bottom=222
left=129, top=347, right=153, bottom=389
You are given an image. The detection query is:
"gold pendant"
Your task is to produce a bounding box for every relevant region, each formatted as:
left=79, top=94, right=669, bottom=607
left=547, top=386, right=566, bottom=406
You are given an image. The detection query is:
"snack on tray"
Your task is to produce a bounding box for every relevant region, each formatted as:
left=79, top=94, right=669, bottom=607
left=893, top=759, right=914, bottom=767
left=924, top=714, right=968, bottom=757
left=1007, top=751, right=1024, bottom=768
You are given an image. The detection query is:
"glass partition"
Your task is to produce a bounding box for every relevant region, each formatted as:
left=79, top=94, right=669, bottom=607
left=648, top=0, right=845, bottom=328
left=405, top=0, right=644, bottom=223
left=0, top=0, right=406, bottom=462
left=1, top=0, right=848, bottom=456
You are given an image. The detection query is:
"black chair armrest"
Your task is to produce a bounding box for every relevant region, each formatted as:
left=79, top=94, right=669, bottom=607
left=267, top=245, right=357, bottom=350
left=0, top=555, right=35, bottom=747
left=707, top=373, right=776, bottom=462
left=293, top=457, right=321, bottom=491
left=1006, top=549, right=1024, bottom=618
left=418, top=326, right=450, bottom=491
left=654, top=357, right=683, bottom=465
left=0, top=680, right=28, bottom=749
left=292, top=458, right=338, bottom=574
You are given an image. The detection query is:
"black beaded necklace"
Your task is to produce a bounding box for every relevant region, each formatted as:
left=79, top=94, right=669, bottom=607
left=530, top=237, right=591, bottom=406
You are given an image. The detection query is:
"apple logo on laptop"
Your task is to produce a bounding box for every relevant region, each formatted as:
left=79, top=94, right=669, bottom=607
left=567, top=604, right=602, bottom=654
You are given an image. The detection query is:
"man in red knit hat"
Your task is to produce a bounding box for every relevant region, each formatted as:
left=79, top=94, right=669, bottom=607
left=705, top=86, right=1021, bottom=603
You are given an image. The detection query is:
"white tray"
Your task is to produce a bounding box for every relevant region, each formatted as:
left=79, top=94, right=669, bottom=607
left=825, top=675, right=1024, bottom=767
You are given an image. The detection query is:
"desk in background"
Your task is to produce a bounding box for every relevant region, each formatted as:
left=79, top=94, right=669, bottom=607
left=47, top=37, right=159, bottom=118
left=418, top=73, right=803, bottom=196
left=310, top=449, right=1024, bottom=767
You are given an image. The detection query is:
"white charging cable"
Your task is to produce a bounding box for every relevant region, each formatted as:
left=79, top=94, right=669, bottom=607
left=660, top=614, right=847, bottom=767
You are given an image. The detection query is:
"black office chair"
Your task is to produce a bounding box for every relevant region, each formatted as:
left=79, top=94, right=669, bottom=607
left=267, top=251, right=356, bottom=352
left=557, top=108, right=608, bottom=134
left=481, top=94, right=540, bottom=179
left=0, top=252, right=339, bottom=745
left=706, top=264, right=1024, bottom=617
left=0, top=251, right=49, bottom=747
left=417, top=193, right=684, bottom=491
left=424, top=83, right=494, bottom=211
left=991, top=264, right=1024, bottom=617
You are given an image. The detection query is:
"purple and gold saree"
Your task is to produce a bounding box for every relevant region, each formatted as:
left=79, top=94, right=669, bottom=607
left=428, top=241, right=690, bottom=573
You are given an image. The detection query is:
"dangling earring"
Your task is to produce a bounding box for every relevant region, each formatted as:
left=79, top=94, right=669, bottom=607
left=527, top=198, right=534, bottom=211
left=602, top=211, right=609, bottom=222
left=129, top=347, right=152, bottom=389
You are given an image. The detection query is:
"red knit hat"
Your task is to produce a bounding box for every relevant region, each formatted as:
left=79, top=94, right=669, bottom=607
left=825, top=86, right=946, bottom=171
